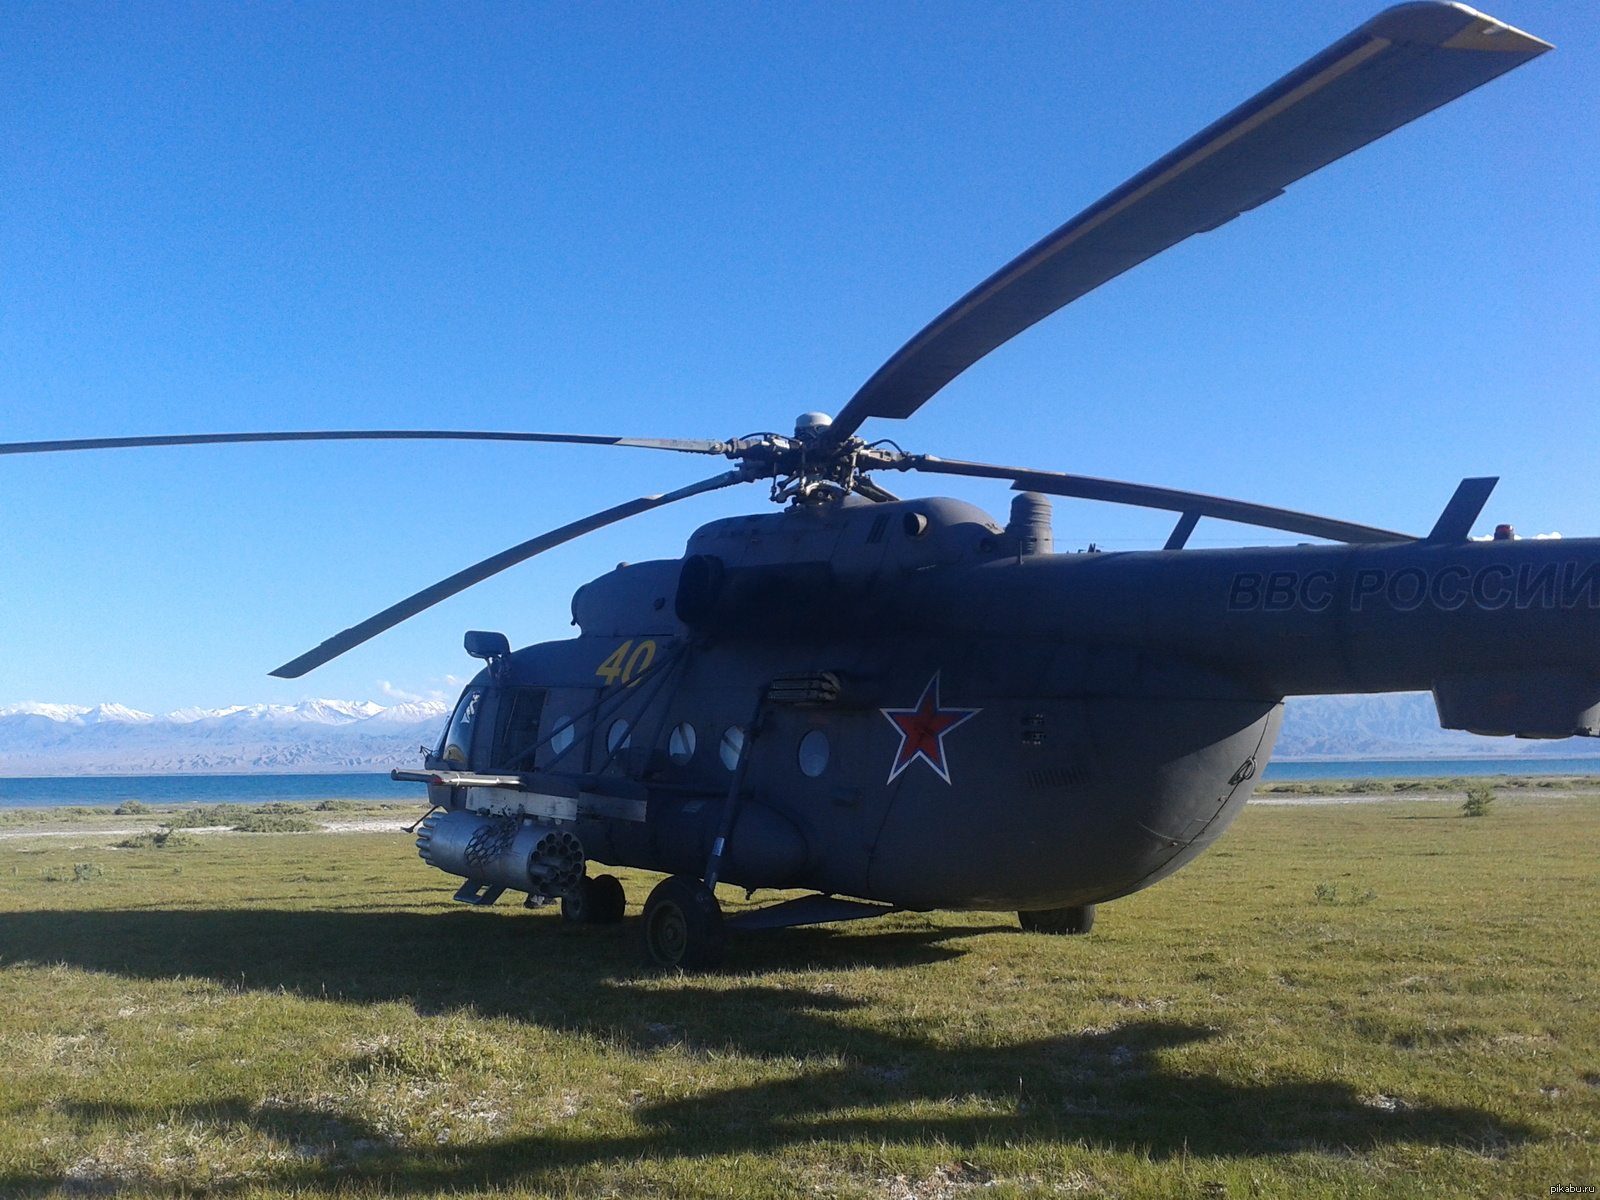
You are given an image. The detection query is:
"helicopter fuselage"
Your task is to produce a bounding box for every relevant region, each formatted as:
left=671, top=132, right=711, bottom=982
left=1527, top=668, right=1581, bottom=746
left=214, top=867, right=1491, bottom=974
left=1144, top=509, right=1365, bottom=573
left=418, top=494, right=1600, bottom=913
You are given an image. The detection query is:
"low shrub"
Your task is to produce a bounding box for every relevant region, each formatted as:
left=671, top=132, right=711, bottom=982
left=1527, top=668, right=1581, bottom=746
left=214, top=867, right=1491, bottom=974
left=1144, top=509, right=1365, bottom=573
left=231, top=811, right=318, bottom=833
left=167, top=803, right=252, bottom=829
left=115, top=826, right=190, bottom=849
left=1462, top=787, right=1495, bottom=818
left=113, top=799, right=149, bottom=815
left=164, top=802, right=318, bottom=831
left=2, top=806, right=104, bottom=825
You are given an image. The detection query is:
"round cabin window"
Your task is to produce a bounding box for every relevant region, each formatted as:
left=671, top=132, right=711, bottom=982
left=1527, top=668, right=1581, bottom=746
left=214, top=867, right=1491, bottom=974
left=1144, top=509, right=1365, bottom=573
left=719, top=725, right=745, bottom=772
left=606, top=719, right=631, bottom=753
left=798, top=729, right=830, bottom=777
left=669, top=722, right=697, bottom=765
left=549, top=719, right=574, bottom=755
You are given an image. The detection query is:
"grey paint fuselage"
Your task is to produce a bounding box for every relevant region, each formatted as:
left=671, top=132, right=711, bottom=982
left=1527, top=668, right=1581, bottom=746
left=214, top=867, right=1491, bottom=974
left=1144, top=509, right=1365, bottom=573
left=457, top=497, right=1597, bottom=913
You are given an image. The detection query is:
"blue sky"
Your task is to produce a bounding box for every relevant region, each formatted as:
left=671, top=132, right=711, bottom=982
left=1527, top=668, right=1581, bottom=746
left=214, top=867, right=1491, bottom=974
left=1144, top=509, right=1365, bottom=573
left=1, top=1, right=1594, bottom=713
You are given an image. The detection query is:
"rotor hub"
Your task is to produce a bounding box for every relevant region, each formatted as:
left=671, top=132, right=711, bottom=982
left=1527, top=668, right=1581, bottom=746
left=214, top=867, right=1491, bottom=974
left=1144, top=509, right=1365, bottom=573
left=722, top=427, right=902, bottom=506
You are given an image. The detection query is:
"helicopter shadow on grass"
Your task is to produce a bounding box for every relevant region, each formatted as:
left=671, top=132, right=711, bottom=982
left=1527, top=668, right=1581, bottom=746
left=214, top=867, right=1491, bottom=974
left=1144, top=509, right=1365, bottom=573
left=0, top=906, right=1537, bottom=1195
left=0, top=1011, right=1535, bottom=1197
left=0, top=905, right=991, bottom=1041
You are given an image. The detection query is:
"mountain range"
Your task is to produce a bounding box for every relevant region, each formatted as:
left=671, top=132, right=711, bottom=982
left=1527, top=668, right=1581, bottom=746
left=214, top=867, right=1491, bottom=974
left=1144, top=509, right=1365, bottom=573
left=1277, top=693, right=1600, bottom=760
left=3, top=692, right=1598, bottom=776
left=0, top=700, right=451, bottom=775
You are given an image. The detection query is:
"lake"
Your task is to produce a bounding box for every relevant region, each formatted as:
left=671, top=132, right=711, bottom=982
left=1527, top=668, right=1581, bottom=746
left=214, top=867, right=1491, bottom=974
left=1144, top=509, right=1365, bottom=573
left=0, top=773, right=428, bottom=809
left=5, top=758, right=1600, bottom=808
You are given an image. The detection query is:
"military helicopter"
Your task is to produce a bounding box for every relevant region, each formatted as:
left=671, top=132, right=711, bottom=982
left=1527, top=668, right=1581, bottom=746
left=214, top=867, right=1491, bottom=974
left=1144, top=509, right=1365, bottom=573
left=3, top=3, right=1566, bottom=968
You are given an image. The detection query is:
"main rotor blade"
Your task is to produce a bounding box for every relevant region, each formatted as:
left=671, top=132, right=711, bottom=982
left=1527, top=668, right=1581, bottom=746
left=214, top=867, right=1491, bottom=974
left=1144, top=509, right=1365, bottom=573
left=0, top=430, right=729, bottom=456
left=269, top=469, right=749, bottom=678
left=907, top=456, right=1414, bottom=544
left=830, top=3, right=1549, bottom=441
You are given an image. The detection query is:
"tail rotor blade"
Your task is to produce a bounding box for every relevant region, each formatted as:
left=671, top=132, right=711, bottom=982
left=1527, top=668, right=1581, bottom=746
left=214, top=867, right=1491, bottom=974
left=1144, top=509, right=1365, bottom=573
left=269, top=469, right=749, bottom=678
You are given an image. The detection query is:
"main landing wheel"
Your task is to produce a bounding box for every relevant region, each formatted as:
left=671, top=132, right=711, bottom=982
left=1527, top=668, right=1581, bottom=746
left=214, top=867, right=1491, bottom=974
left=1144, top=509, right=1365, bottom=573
left=561, top=874, right=627, bottom=925
left=641, top=875, right=725, bottom=970
left=1018, top=904, right=1095, bottom=935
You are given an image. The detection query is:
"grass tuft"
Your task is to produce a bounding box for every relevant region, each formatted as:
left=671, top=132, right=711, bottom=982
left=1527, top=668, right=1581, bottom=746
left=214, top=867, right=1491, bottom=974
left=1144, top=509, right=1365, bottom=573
left=348, top=1020, right=511, bottom=1078
left=39, top=861, right=106, bottom=883
left=1312, top=882, right=1378, bottom=906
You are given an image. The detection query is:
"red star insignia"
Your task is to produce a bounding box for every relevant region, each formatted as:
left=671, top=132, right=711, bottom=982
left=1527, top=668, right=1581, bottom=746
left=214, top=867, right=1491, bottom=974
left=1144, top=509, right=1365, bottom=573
left=880, top=672, right=980, bottom=784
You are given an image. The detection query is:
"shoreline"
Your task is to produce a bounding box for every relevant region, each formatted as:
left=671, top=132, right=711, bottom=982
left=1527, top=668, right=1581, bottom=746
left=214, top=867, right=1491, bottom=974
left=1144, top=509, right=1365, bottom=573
left=3, top=777, right=1597, bottom=840
left=0, top=814, right=414, bottom=841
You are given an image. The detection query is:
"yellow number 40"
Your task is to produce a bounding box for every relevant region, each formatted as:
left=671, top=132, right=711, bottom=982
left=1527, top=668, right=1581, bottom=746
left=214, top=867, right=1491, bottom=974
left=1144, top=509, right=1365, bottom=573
left=595, top=640, right=657, bottom=687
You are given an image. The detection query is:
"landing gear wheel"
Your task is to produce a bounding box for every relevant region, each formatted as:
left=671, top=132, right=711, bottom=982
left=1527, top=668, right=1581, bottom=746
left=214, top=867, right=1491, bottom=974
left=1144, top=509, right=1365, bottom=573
left=1018, top=903, right=1095, bottom=935
left=641, top=875, right=725, bottom=970
left=561, top=874, right=627, bottom=925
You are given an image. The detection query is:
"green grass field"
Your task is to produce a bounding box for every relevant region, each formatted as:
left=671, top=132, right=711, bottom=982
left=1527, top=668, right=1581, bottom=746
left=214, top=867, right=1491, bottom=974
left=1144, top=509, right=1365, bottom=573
left=0, top=791, right=1596, bottom=1198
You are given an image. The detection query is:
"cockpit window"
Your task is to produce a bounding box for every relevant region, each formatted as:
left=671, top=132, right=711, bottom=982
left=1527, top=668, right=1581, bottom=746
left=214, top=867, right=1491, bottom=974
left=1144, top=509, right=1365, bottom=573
left=438, top=688, right=483, bottom=766
left=492, top=687, right=548, bottom=770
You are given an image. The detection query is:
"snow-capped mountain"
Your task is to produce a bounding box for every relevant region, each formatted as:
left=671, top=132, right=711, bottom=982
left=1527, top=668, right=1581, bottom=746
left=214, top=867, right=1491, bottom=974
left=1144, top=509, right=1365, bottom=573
left=5, top=692, right=1598, bottom=775
left=0, top=699, right=450, bottom=775
left=0, top=702, right=94, bottom=722
left=0, top=699, right=406, bottom=728
left=361, top=701, right=455, bottom=725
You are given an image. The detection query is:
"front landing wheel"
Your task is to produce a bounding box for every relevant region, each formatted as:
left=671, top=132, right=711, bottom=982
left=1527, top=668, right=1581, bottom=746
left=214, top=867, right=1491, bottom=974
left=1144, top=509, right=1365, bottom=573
left=561, top=873, right=627, bottom=925
left=1018, top=904, right=1095, bottom=935
left=641, top=875, right=725, bottom=969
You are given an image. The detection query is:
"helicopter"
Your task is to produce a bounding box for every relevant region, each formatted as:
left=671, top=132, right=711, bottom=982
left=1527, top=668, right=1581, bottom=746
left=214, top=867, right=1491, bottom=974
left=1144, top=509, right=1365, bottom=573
left=2, top=3, right=1567, bottom=968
